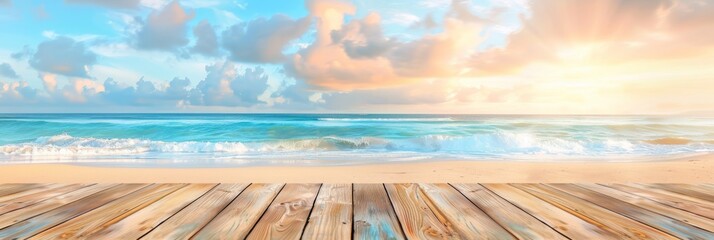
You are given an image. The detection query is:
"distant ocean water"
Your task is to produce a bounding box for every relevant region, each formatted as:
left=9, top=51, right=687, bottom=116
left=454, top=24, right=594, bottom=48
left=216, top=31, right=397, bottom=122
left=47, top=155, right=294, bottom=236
left=1, top=114, right=713, bottom=165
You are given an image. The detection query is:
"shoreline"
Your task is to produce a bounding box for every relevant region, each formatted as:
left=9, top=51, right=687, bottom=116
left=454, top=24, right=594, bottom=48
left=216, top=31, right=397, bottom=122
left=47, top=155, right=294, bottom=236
left=0, top=154, right=712, bottom=183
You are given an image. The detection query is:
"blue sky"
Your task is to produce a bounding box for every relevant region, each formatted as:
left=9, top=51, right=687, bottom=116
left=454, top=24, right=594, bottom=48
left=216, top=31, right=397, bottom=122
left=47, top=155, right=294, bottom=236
left=1, top=0, right=712, bottom=114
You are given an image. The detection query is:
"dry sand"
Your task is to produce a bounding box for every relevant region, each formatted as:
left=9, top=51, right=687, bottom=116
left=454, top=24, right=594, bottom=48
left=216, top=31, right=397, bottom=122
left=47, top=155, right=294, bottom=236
left=0, top=154, right=712, bottom=183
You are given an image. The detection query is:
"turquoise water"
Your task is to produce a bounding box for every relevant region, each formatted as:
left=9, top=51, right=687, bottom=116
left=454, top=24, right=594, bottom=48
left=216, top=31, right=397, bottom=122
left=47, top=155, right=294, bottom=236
left=1, top=114, right=713, bottom=165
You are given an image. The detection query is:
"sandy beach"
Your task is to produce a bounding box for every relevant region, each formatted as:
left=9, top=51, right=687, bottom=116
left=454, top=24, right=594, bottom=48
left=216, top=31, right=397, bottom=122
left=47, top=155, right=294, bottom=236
left=1, top=154, right=712, bottom=183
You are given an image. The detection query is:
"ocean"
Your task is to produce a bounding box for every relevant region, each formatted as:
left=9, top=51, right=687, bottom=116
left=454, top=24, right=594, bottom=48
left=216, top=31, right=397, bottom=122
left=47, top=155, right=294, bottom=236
left=1, top=114, right=713, bottom=166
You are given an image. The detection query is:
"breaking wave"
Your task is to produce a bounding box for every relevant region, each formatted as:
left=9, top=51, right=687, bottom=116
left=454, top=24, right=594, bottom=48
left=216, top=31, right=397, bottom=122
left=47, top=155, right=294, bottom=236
left=318, top=118, right=453, bottom=122
left=2, top=133, right=713, bottom=160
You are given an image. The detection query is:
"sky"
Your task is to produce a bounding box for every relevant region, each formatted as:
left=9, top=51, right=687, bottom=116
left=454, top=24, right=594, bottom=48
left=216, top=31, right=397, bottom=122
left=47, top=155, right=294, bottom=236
left=0, top=0, right=712, bottom=114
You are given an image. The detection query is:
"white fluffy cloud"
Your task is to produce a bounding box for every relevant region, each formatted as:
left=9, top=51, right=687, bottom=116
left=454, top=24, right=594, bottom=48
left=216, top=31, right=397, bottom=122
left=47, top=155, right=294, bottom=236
left=135, top=0, right=195, bottom=52
left=187, top=61, right=271, bottom=106
left=0, top=63, right=19, bottom=79
left=222, top=15, right=311, bottom=63
left=0, top=81, right=37, bottom=104
left=29, top=36, right=98, bottom=77
left=191, top=20, right=220, bottom=57
left=99, top=77, right=190, bottom=106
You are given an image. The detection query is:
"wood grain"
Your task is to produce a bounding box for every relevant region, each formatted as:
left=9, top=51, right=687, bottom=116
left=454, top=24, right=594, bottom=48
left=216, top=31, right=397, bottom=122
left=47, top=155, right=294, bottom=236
left=0, top=184, right=63, bottom=204
left=246, top=183, right=321, bottom=240
left=30, top=184, right=186, bottom=239
left=482, top=183, right=622, bottom=239
left=302, top=184, right=352, bottom=240
left=513, top=184, right=674, bottom=239
left=353, top=184, right=405, bottom=240
left=605, top=183, right=714, bottom=219
left=83, top=184, right=216, bottom=239
left=418, top=183, right=515, bottom=239
left=646, top=184, right=714, bottom=203
left=0, top=183, right=710, bottom=238
left=0, top=184, right=42, bottom=197
left=385, top=183, right=462, bottom=239
left=0, top=184, right=147, bottom=239
left=577, top=183, right=714, bottom=232
left=0, top=184, right=91, bottom=215
left=139, top=183, right=249, bottom=240
left=452, top=183, right=567, bottom=239
left=548, top=184, right=713, bottom=239
left=193, top=183, right=284, bottom=240
left=0, top=184, right=115, bottom=230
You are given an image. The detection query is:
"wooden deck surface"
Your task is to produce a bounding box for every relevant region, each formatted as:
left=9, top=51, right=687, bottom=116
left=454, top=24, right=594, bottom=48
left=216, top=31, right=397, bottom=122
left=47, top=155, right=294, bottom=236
left=0, top=183, right=712, bottom=239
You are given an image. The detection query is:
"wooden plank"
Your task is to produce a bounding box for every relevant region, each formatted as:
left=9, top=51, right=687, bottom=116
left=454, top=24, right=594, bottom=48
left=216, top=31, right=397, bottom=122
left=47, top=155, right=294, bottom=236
left=0, top=184, right=44, bottom=200
left=0, top=184, right=147, bottom=239
left=0, top=184, right=92, bottom=215
left=30, top=184, right=186, bottom=239
left=418, top=184, right=514, bottom=239
left=82, top=184, right=216, bottom=239
left=513, top=184, right=675, bottom=239
left=0, top=184, right=115, bottom=229
left=140, top=183, right=249, bottom=240
left=646, top=184, right=714, bottom=203
left=452, top=184, right=567, bottom=239
left=576, top=183, right=714, bottom=233
left=548, top=184, right=714, bottom=239
left=302, top=184, right=352, bottom=240
left=353, top=184, right=405, bottom=240
left=483, top=184, right=624, bottom=239
left=605, top=183, right=714, bottom=219
left=384, top=183, right=462, bottom=239
left=0, top=184, right=28, bottom=193
left=246, top=183, right=321, bottom=240
left=0, top=184, right=63, bottom=204
left=193, top=183, right=284, bottom=239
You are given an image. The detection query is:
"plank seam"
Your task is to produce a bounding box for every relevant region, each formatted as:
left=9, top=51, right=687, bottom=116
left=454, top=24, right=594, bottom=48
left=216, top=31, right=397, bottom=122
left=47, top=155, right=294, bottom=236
left=446, top=183, right=517, bottom=240
left=299, top=183, right=323, bottom=240
left=580, top=184, right=714, bottom=234
left=381, top=183, right=407, bottom=239
left=0, top=184, right=116, bottom=232
left=0, top=183, right=97, bottom=217
left=351, top=183, right=355, bottom=240
left=139, top=183, right=220, bottom=239
left=480, top=184, right=574, bottom=240
left=548, top=184, right=706, bottom=237
left=244, top=183, right=287, bottom=238
left=185, top=183, right=253, bottom=239
left=25, top=184, right=154, bottom=238
left=598, top=183, right=714, bottom=220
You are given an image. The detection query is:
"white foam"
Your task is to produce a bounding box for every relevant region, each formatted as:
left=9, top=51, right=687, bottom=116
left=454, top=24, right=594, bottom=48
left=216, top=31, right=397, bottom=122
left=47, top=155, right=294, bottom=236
left=318, top=118, right=453, bottom=122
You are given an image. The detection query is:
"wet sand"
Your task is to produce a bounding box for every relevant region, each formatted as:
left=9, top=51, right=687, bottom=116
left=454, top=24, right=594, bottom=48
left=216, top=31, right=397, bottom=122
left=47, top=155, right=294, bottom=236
left=0, top=154, right=712, bottom=183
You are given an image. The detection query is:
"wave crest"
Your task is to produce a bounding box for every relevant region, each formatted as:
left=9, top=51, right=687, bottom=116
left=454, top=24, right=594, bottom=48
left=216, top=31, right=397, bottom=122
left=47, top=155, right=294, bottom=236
left=1, top=133, right=713, bottom=159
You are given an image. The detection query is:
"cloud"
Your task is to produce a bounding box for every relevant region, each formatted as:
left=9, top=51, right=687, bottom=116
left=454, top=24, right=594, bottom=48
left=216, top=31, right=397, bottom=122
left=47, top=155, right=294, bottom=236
left=135, top=0, right=195, bottom=52
left=29, top=36, right=98, bottom=77
left=222, top=14, right=311, bottom=63
left=10, top=45, right=32, bottom=60
left=285, top=1, right=396, bottom=91
left=99, top=77, right=190, bottom=105
left=0, top=63, right=19, bottom=79
left=187, top=61, right=270, bottom=106
left=465, top=0, right=701, bottom=75
left=191, top=20, right=220, bottom=57
left=0, top=0, right=10, bottom=8
left=0, top=81, right=38, bottom=104
left=64, top=0, right=141, bottom=9
left=331, top=13, right=396, bottom=59
left=286, top=0, right=485, bottom=91
left=410, top=14, right=438, bottom=29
